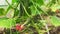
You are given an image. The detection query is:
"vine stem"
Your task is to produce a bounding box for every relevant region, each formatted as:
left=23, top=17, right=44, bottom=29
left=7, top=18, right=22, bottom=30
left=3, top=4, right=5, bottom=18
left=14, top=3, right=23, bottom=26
left=21, top=18, right=30, bottom=27
left=45, top=23, right=50, bottom=34
left=21, top=2, right=31, bottom=17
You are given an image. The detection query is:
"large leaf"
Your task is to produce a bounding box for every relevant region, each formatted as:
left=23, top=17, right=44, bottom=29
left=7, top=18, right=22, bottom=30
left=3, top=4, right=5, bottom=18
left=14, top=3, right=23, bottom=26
left=50, top=16, right=60, bottom=26
left=0, top=18, right=16, bottom=28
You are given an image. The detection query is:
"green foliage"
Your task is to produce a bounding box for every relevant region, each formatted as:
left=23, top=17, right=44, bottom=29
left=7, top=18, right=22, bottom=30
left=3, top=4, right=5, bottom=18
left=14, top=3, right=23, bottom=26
left=0, top=8, right=5, bottom=16
left=30, top=6, right=37, bottom=15
left=31, top=0, right=44, bottom=6
left=51, top=4, right=60, bottom=12
left=12, top=0, right=18, bottom=4
left=0, top=18, right=16, bottom=28
left=51, top=16, right=60, bottom=26
left=0, top=0, right=60, bottom=34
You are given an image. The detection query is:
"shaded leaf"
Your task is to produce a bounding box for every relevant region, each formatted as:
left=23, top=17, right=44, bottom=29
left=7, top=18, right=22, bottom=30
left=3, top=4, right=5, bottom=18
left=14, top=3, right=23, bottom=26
left=0, top=8, right=5, bottom=16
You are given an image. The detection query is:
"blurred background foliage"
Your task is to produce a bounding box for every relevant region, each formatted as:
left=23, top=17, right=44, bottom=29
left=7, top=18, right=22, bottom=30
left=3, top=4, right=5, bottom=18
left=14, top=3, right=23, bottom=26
left=0, top=0, right=60, bottom=34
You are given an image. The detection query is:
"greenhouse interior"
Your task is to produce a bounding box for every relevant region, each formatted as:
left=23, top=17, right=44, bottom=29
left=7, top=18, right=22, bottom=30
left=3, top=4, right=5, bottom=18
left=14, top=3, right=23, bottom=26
left=0, top=0, right=60, bottom=34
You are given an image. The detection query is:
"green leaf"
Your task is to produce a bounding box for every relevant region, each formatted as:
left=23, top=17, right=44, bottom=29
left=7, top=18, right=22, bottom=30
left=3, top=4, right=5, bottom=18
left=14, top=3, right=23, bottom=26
left=36, top=0, right=44, bottom=6
left=30, top=6, right=37, bottom=15
left=50, top=16, right=60, bottom=26
left=6, top=9, right=14, bottom=18
left=33, top=0, right=44, bottom=6
left=0, top=18, right=16, bottom=28
left=12, top=0, right=18, bottom=4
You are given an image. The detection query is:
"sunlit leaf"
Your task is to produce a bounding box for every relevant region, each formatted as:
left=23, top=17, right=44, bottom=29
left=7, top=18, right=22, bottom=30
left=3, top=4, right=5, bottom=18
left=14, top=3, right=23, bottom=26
left=12, top=0, right=18, bottom=4
left=37, top=0, right=44, bottom=6
left=51, top=4, right=60, bottom=12
left=50, top=16, right=60, bottom=26
left=0, top=18, right=16, bottom=28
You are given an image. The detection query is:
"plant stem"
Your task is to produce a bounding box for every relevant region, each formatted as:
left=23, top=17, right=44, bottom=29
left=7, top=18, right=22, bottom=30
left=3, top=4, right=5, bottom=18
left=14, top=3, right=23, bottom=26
left=21, top=3, right=31, bottom=17
left=21, top=18, right=30, bottom=27
left=32, top=21, right=40, bottom=34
